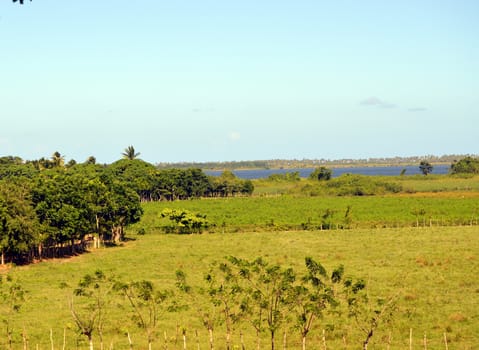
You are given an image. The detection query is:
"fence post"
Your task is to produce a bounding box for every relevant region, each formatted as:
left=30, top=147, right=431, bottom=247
left=50, top=328, right=54, bottom=350
left=409, top=329, right=413, bottom=350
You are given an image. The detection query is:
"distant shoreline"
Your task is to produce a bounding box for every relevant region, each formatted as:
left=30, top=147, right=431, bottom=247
left=157, top=155, right=469, bottom=171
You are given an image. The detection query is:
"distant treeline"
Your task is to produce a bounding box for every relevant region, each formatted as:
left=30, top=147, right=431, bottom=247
left=157, top=154, right=478, bottom=170
left=0, top=154, right=253, bottom=265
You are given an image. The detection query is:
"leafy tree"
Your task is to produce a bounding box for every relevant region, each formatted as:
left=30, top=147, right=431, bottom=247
left=70, top=270, right=115, bottom=350
left=0, top=180, right=38, bottom=265
left=0, top=275, right=25, bottom=350
left=344, top=279, right=398, bottom=350
left=228, top=256, right=295, bottom=350
left=32, top=171, right=92, bottom=255
left=13, top=0, right=31, bottom=3
left=122, top=146, right=141, bottom=160
left=288, top=258, right=342, bottom=350
left=114, top=280, right=171, bottom=350
left=160, top=208, right=209, bottom=234
left=204, top=261, right=245, bottom=350
left=309, top=167, right=332, bottom=181
left=0, top=157, right=23, bottom=165
left=84, top=156, right=97, bottom=165
left=450, top=156, right=479, bottom=174
left=419, top=160, right=433, bottom=175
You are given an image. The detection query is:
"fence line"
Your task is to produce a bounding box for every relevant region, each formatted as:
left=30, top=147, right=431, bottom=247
left=21, top=327, right=467, bottom=350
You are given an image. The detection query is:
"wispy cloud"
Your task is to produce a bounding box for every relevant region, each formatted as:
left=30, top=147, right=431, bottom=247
left=408, top=107, right=427, bottom=112
left=229, top=131, right=241, bottom=142
left=360, top=96, right=397, bottom=109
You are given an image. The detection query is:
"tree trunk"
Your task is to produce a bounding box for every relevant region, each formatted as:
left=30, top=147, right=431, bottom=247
left=208, top=328, right=214, bottom=350
left=89, top=336, right=94, bottom=350
left=302, top=336, right=306, bottom=350
left=1, top=250, right=4, bottom=265
left=226, top=330, right=231, bottom=350
left=271, top=330, right=275, bottom=350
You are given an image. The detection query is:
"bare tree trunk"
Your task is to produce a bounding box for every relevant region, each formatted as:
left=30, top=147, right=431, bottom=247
left=302, top=336, right=306, bottom=350
left=208, top=328, right=214, bottom=350
left=195, top=330, right=200, bottom=350
left=23, top=326, right=28, bottom=350
left=226, top=330, right=231, bottom=350
left=127, top=332, right=133, bottom=350
left=1, top=250, right=4, bottom=265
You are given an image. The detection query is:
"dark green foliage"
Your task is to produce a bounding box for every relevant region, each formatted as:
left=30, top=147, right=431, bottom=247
left=324, top=174, right=402, bottom=196
left=419, top=160, right=433, bottom=176
left=122, top=145, right=140, bottom=160
left=0, top=180, right=38, bottom=264
left=209, top=171, right=254, bottom=197
left=451, top=156, right=479, bottom=174
left=267, top=172, right=301, bottom=182
left=309, top=167, right=332, bottom=181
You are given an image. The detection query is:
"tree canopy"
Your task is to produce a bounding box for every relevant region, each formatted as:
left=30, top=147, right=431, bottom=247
left=451, top=156, right=479, bottom=174
left=0, top=151, right=253, bottom=264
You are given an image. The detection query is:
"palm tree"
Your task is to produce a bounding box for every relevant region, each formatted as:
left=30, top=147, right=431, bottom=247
left=122, top=146, right=140, bottom=160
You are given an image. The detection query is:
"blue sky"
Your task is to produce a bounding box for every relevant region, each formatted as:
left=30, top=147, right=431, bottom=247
left=1, top=1, right=478, bottom=164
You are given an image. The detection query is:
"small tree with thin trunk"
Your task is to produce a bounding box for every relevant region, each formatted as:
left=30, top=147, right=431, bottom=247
left=114, top=280, right=172, bottom=350
left=344, top=277, right=399, bottom=349
left=204, top=260, right=244, bottom=350
left=0, top=275, right=25, bottom=350
left=228, top=256, right=295, bottom=350
left=288, top=258, right=343, bottom=350
left=70, top=270, right=115, bottom=350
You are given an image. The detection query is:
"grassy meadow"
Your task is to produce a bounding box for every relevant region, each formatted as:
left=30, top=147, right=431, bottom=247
left=1, top=174, right=479, bottom=349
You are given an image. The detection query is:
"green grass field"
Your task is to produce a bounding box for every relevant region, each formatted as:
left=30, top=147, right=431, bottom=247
left=2, top=174, right=479, bottom=349
left=3, top=225, right=479, bottom=349
left=136, top=194, right=479, bottom=233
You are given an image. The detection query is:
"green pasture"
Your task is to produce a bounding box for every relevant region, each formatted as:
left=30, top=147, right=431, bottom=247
left=136, top=194, right=479, bottom=233
left=2, top=226, right=479, bottom=349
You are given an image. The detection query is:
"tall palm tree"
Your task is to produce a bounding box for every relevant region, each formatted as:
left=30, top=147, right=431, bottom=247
left=122, top=146, right=140, bottom=160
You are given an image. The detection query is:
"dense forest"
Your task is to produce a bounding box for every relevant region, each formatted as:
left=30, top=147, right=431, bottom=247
left=0, top=151, right=253, bottom=265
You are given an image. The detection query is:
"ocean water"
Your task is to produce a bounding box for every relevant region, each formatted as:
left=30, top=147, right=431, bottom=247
left=204, top=164, right=450, bottom=180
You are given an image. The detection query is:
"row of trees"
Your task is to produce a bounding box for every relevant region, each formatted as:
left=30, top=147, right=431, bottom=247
left=0, top=150, right=254, bottom=264
left=0, top=257, right=392, bottom=350
left=0, top=160, right=143, bottom=264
